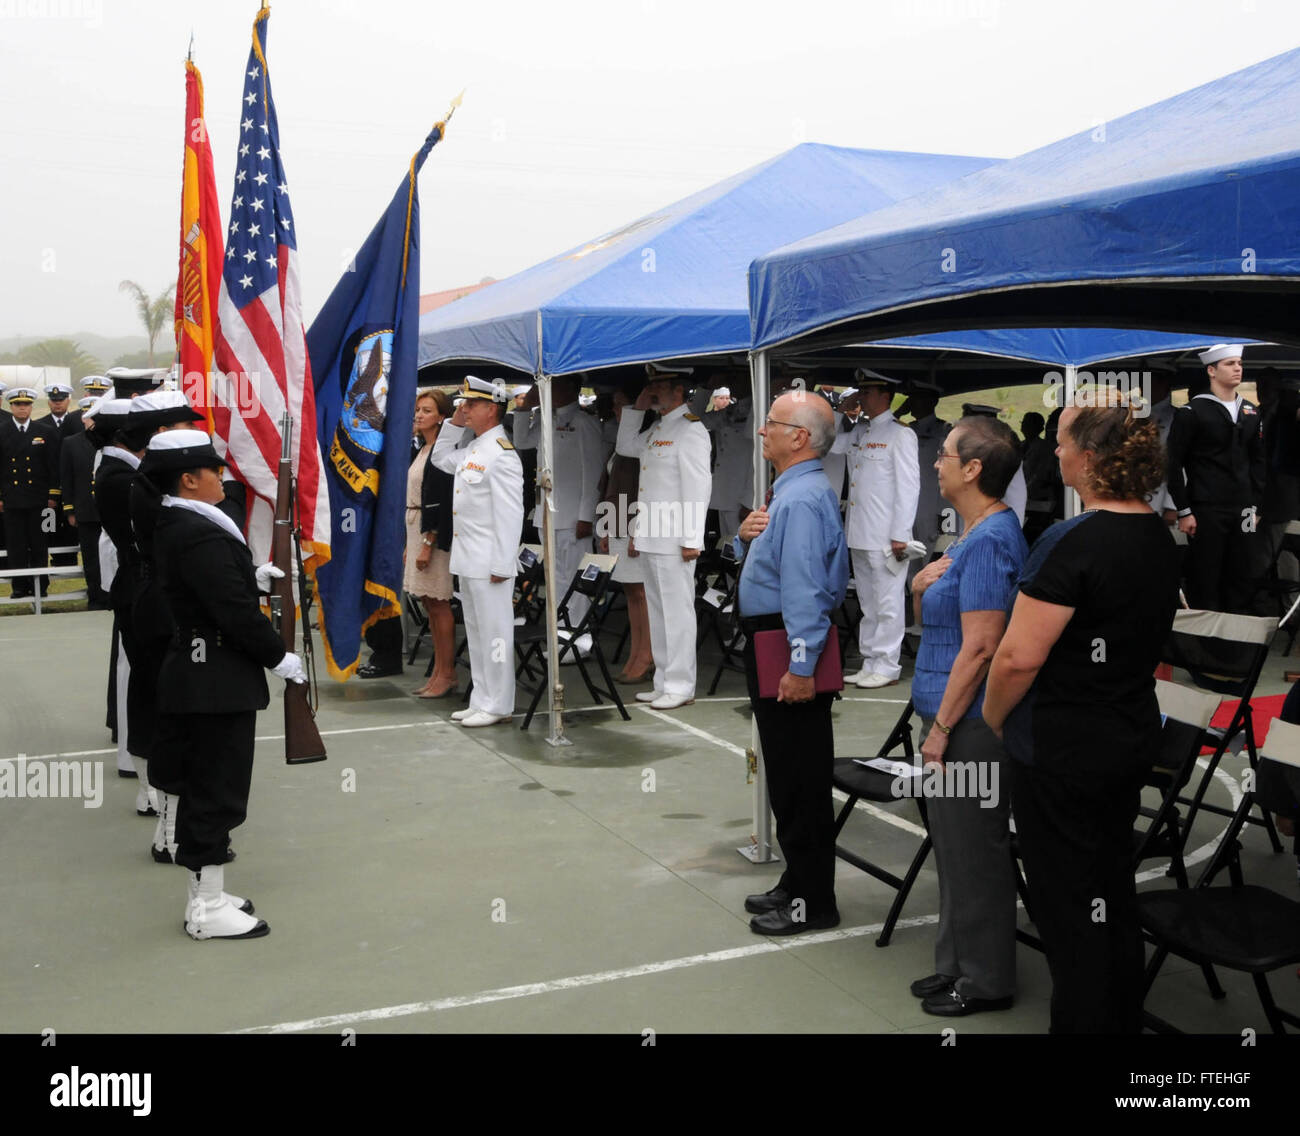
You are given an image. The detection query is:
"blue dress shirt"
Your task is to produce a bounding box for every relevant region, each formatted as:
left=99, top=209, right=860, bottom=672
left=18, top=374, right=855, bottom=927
left=735, top=459, right=849, bottom=676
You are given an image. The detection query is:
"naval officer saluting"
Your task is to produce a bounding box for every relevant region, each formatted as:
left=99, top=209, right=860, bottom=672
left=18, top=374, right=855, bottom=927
left=431, top=377, right=525, bottom=727
left=616, top=362, right=712, bottom=710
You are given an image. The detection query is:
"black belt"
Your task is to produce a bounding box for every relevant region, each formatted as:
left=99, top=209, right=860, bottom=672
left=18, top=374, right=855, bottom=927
left=739, top=612, right=784, bottom=634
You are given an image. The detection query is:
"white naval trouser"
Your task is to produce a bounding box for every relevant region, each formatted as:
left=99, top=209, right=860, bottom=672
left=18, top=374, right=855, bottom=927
left=115, top=646, right=133, bottom=775
left=851, top=547, right=905, bottom=681
left=554, top=526, right=591, bottom=629
left=460, top=575, right=516, bottom=717
left=641, top=550, right=698, bottom=698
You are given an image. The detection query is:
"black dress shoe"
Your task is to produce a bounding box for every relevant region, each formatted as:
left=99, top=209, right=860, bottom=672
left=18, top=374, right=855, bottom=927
left=137, top=805, right=158, bottom=817
left=356, top=662, right=401, bottom=679
left=910, top=973, right=958, bottom=998
left=749, top=904, right=840, bottom=936
left=744, top=886, right=791, bottom=915
left=117, top=769, right=138, bottom=779
left=921, top=989, right=1014, bottom=1017
left=152, top=845, right=173, bottom=864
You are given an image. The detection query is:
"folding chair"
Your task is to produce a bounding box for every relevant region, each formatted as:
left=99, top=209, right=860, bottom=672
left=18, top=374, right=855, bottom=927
left=1255, top=519, right=1300, bottom=628
left=1161, top=609, right=1284, bottom=852
left=1133, top=679, right=1228, bottom=888
left=403, top=590, right=430, bottom=666
left=516, top=553, right=630, bottom=730
left=830, top=699, right=931, bottom=947
left=1139, top=717, right=1300, bottom=1034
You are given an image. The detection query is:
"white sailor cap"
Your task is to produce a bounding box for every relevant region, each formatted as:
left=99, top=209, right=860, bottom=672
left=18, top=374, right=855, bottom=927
left=455, top=374, right=510, bottom=404
left=78, top=396, right=98, bottom=412
left=128, top=389, right=203, bottom=427
left=105, top=366, right=168, bottom=395
left=713, top=386, right=732, bottom=399
left=1198, top=344, right=1244, bottom=366
left=81, top=374, right=112, bottom=394
left=511, top=385, right=531, bottom=399
left=644, top=362, right=695, bottom=379
left=5, top=387, right=38, bottom=404
left=140, top=427, right=223, bottom=478
left=853, top=368, right=901, bottom=389
left=44, top=381, right=74, bottom=399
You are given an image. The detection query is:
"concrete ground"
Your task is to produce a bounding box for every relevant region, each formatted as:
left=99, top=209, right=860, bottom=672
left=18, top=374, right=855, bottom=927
left=1, top=607, right=1297, bottom=1037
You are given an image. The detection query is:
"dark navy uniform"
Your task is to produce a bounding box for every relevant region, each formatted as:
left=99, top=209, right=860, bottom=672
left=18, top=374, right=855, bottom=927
left=59, top=429, right=107, bottom=605
left=38, top=406, right=83, bottom=568
left=0, top=412, right=60, bottom=597
left=1167, top=394, right=1267, bottom=612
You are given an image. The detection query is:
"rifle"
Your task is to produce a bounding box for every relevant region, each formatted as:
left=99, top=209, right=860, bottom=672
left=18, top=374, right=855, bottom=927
left=272, top=412, right=327, bottom=765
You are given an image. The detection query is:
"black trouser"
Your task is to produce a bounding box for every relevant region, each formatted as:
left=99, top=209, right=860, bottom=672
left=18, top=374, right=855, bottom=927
left=3, top=506, right=49, bottom=596
left=76, top=520, right=107, bottom=604
left=50, top=511, right=78, bottom=567
left=156, top=710, right=257, bottom=871
left=364, top=614, right=403, bottom=671
left=742, top=615, right=837, bottom=915
left=1010, top=758, right=1146, bottom=1033
left=1184, top=505, right=1263, bottom=613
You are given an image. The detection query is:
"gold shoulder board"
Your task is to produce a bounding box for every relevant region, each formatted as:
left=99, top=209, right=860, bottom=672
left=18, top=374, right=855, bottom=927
left=684, top=413, right=701, bottom=422
left=496, top=437, right=515, bottom=450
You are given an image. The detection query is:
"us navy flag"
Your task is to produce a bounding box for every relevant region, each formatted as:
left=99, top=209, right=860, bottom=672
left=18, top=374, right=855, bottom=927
left=307, top=122, right=449, bottom=679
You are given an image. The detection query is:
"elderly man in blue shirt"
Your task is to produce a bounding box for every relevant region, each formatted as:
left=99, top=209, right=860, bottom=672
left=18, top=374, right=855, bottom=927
left=734, top=388, right=849, bottom=935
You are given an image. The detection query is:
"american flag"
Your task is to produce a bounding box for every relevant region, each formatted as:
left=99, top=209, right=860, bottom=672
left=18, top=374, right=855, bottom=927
left=210, top=5, right=329, bottom=569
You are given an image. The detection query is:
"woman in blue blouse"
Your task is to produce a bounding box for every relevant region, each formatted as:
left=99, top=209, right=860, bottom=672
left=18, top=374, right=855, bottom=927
left=909, top=415, right=1027, bottom=1017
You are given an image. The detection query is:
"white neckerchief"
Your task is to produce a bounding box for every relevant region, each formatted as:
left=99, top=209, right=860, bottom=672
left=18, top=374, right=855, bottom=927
left=162, top=494, right=246, bottom=545
left=1194, top=391, right=1242, bottom=423
left=103, top=445, right=141, bottom=469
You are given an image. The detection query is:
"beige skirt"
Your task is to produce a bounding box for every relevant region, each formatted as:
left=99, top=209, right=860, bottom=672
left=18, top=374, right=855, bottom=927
left=404, top=509, right=453, bottom=600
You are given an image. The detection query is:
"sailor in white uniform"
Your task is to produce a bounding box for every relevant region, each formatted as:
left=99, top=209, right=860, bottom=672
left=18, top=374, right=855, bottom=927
left=430, top=377, right=525, bottom=727
left=687, top=377, right=753, bottom=543
left=615, top=362, right=712, bottom=710
left=513, top=375, right=604, bottom=639
left=832, top=370, right=920, bottom=688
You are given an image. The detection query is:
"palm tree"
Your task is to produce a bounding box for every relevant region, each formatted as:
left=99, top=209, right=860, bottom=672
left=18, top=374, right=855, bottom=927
left=119, top=279, right=176, bottom=365
left=18, top=339, right=103, bottom=381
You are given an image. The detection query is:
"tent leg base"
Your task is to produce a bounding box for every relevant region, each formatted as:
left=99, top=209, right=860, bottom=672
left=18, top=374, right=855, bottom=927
left=737, top=843, right=780, bottom=865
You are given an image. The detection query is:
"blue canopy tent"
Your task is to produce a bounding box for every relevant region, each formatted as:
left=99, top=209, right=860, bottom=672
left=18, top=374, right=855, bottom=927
left=750, top=47, right=1300, bottom=353
left=417, top=143, right=999, bottom=378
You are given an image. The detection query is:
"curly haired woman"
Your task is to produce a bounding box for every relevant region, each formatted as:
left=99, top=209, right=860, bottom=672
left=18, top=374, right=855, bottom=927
left=984, top=389, right=1180, bottom=1033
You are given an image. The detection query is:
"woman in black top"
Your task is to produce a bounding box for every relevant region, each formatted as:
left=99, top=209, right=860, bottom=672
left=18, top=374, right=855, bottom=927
left=984, top=391, right=1180, bottom=1033
left=407, top=389, right=457, bottom=697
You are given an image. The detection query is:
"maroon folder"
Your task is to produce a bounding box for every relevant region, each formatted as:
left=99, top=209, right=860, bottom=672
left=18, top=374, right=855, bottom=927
left=753, top=628, right=844, bottom=699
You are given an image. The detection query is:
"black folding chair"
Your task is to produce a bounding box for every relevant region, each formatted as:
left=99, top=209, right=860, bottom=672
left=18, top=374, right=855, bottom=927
left=1140, top=717, right=1300, bottom=1034
left=1161, top=609, right=1284, bottom=852
left=830, top=699, right=933, bottom=947
left=516, top=553, right=630, bottom=730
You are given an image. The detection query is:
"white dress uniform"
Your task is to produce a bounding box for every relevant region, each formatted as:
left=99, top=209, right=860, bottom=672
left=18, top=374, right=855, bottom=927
left=513, top=401, right=604, bottom=627
left=832, top=408, right=920, bottom=681
left=687, top=389, right=754, bottom=541
left=615, top=403, right=712, bottom=700
left=431, top=420, right=524, bottom=719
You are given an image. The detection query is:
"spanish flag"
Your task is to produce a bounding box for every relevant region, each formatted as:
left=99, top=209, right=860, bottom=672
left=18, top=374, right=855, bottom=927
left=175, top=58, right=223, bottom=428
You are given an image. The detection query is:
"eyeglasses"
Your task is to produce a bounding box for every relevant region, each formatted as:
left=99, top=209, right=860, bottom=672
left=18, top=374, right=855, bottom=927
left=935, top=448, right=962, bottom=460
left=764, top=416, right=807, bottom=433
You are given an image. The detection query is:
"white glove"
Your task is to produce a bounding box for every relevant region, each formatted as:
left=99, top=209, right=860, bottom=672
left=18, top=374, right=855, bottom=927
left=255, top=562, right=285, bottom=593
left=272, top=651, right=308, bottom=685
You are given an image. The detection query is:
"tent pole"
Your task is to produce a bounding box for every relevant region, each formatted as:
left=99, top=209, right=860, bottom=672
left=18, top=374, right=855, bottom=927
left=536, top=318, right=570, bottom=746
left=739, top=349, right=777, bottom=864
left=1063, top=364, right=1080, bottom=520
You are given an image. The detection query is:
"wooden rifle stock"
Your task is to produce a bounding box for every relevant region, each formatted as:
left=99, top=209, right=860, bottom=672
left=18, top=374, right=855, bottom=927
left=273, top=415, right=327, bottom=765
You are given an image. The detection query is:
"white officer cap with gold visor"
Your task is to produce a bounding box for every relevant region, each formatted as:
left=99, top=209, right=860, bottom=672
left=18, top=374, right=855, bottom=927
left=454, top=375, right=510, bottom=404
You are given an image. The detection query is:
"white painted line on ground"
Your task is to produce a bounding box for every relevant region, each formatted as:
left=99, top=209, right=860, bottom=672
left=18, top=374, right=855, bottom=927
left=231, top=911, right=943, bottom=1034
left=637, top=706, right=747, bottom=755
left=5, top=720, right=450, bottom=763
